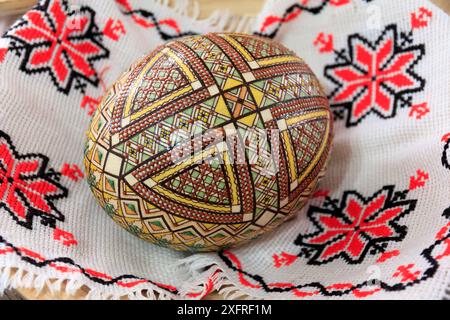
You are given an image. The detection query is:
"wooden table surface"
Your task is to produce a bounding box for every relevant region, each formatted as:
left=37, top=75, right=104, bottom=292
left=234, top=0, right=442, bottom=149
left=1, top=0, right=449, bottom=300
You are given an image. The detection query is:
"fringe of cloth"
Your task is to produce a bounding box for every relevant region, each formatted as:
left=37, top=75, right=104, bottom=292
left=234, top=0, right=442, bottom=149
left=178, top=255, right=450, bottom=300
left=2, top=255, right=450, bottom=300
left=0, top=264, right=176, bottom=300
left=177, top=255, right=257, bottom=300
left=153, top=0, right=257, bottom=33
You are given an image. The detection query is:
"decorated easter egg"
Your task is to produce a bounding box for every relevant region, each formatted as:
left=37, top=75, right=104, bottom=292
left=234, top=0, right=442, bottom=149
left=84, top=33, right=333, bottom=252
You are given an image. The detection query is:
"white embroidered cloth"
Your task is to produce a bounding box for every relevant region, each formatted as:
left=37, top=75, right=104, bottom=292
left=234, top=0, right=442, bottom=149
left=0, top=0, right=449, bottom=299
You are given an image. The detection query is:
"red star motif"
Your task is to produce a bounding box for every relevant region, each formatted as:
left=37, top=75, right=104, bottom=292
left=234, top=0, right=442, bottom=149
left=0, top=132, right=67, bottom=228
left=296, top=186, right=416, bottom=264
left=4, top=0, right=109, bottom=93
left=325, top=25, right=424, bottom=125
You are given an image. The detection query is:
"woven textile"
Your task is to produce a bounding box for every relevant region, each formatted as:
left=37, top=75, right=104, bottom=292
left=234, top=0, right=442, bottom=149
left=0, top=0, right=449, bottom=299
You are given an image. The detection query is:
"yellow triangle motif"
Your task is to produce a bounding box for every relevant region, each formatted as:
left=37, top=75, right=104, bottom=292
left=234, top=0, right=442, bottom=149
left=215, top=96, right=231, bottom=117
left=203, top=223, right=216, bottom=230
left=238, top=114, right=257, bottom=127
left=172, top=215, right=187, bottom=224
left=223, top=78, right=243, bottom=90
left=250, top=87, right=264, bottom=107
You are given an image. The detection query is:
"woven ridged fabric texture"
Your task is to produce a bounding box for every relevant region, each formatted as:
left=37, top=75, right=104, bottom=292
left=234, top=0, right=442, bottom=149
left=0, top=0, right=449, bottom=299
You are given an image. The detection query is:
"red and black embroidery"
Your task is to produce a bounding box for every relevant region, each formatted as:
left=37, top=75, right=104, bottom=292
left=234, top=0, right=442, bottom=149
left=219, top=209, right=450, bottom=298
left=294, top=186, right=416, bottom=265
left=216, top=165, right=450, bottom=299
left=324, top=25, right=425, bottom=126
left=0, top=130, right=68, bottom=229
left=0, top=130, right=78, bottom=247
left=0, top=234, right=178, bottom=295
left=3, top=0, right=109, bottom=94
left=255, top=0, right=374, bottom=39
left=442, top=133, right=450, bottom=171
left=115, top=0, right=196, bottom=40
left=441, top=134, right=450, bottom=217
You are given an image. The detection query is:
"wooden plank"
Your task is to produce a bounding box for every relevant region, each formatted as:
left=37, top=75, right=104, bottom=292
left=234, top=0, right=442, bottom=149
left=197, top=0, right=264, bottom=19
left=0, top=289, right=24, bottom=300
left=0, top=0, right=36, bottom=16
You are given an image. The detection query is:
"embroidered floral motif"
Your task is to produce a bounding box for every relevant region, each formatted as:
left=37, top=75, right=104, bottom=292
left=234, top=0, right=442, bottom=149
left=3, top=0, right=109, bottom=94
left=0, top=131, right=67, bottom=228
left=295, top=186, right=416, bottom=264
left=219, top=207, right=450, bottom=298
left=325, top=25, right=425, bottom=126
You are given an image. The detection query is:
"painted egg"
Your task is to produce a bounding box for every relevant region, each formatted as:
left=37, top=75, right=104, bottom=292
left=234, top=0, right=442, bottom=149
left=84, top=33, right=333, bottom=252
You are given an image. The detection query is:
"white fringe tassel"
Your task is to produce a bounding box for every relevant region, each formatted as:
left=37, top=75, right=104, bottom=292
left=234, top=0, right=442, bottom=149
left=177, top=255, right=259, bottom=300
left=0, top=264, right=176, bottom=300
left=155, top=0, right=257, bottom=34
